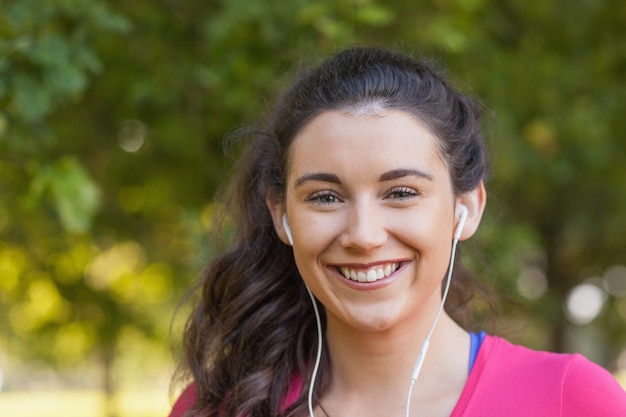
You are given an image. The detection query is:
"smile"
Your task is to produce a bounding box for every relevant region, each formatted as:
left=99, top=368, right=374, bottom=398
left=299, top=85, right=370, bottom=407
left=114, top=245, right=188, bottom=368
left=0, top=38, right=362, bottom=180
left=338, top=263, right=401, bottom=283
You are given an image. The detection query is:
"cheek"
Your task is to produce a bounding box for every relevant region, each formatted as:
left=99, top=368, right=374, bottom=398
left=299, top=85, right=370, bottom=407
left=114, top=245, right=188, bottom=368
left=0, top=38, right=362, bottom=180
left=393, top=213, right=454, bottom=268
left=293, top=225, right=331, bottom=258
left=290, top=218, right=341, bottom=274
left=393, top=212, right=447, bottom=245
left=292, top=210, right=343, bottom=245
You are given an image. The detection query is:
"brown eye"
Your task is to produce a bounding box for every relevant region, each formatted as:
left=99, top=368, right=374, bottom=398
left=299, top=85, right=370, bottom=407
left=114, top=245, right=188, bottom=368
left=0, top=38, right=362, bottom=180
left=387, top=187, right=419, bottom=200
left=306, top=191, right=342, bottom=205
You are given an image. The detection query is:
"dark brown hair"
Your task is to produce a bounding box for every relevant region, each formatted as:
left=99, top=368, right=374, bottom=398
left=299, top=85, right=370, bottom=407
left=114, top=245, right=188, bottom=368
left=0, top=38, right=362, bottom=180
left=178, top=46, right=490, bottom=417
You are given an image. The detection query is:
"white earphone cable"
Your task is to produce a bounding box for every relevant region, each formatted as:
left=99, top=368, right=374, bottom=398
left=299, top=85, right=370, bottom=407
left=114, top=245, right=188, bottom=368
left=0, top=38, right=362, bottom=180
left=404, top=233, right=460, bottom=417
left=305, top=284, right=324, bottom=417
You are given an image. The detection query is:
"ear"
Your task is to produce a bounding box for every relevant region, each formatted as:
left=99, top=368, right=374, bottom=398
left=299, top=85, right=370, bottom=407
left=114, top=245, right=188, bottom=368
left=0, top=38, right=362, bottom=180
left=455, top=181, right=487, bottom=241
left=266, top=195, right=291, bottom=246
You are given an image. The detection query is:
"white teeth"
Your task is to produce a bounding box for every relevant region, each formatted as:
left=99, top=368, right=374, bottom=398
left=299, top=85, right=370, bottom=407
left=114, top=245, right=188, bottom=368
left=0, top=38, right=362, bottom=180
left=339, top=263, right=400, bottom=283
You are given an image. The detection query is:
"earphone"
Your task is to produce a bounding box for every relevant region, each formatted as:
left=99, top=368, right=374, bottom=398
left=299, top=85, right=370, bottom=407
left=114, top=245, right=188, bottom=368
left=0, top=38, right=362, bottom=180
left=454, top=203, right=468, bottom=241
left=282, top=214, right=294, bottom=246
left=405, top=203, right=467, bottom=417
left=282, top=215, right=321, bottom=417
left=283, top=204, right=468, bottom=417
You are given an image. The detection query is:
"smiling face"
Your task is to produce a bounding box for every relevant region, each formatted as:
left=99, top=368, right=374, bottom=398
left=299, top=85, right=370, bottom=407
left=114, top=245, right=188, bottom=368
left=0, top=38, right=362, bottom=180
left=276, top=109, right=467, bottom=334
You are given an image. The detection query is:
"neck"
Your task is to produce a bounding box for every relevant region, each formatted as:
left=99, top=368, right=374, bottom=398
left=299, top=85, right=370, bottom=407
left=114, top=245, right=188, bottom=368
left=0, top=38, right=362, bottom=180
left=320, top=313, right=469, bottom=417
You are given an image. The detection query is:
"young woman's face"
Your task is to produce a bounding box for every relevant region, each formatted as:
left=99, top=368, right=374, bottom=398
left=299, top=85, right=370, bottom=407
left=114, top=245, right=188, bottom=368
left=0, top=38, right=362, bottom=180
left=283, top=109, right=461, bottom=334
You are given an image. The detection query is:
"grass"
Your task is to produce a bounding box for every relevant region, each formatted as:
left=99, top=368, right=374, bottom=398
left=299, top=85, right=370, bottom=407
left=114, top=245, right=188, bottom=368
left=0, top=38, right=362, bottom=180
left=0, top=388, right=171, bottom=417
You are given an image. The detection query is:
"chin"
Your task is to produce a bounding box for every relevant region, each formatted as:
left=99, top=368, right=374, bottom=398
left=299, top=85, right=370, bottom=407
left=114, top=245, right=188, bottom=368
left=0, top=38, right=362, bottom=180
left=342, top=310, right=404, bottom=333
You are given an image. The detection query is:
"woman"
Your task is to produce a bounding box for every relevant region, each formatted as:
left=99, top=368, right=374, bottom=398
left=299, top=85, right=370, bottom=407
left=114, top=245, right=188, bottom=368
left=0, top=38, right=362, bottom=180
left=170, top=47, right=626, bottom=417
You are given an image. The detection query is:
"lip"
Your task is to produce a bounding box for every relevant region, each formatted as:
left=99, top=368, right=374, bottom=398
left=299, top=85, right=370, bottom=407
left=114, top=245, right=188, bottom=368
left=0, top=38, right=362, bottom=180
left=328, top=260, right=410, bottom=290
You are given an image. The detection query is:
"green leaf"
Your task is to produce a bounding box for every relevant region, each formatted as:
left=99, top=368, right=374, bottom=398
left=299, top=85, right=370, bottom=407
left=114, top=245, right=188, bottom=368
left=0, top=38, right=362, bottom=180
left=46, top=61, right=88, bottom=97
left=32, top=157, right=102, bottom=233
left=355, top=5, right=395, bottom=26
left=12, top=74, right=54, bottom=122
left=50, top=157, right=101, bottom=233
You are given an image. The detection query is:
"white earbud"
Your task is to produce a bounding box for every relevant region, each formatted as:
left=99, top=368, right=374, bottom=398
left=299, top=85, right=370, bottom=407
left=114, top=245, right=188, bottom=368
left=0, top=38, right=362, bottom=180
left=282, top=214, right=294, bottom=246
left=454, top=204, right=468, bottom=240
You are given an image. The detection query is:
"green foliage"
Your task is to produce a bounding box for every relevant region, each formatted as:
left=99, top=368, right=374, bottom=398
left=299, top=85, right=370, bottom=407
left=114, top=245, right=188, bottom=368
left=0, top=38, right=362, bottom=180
left=27, top=156, right=101, bottom=233
left=0, top=0, right=130, bottom=232
left=0, top=0, right=130, bottom=123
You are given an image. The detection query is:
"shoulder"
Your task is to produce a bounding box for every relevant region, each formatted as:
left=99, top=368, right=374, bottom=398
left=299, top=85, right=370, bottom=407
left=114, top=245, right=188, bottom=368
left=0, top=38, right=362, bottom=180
left=169, top=383, right=196, bottom=417
left=484, top=335, right=577, bottom=375
left=560, top=353, right=626, bottom=416
left=460, top=335, right=626, bottom=416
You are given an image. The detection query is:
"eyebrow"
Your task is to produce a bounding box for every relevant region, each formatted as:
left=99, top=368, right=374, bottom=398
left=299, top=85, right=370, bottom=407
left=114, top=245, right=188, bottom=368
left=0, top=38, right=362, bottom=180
left=293, top=168, right=433, bottom=188
left=294, top=172, right=341, bottom=188
left=378, top=168, right=433, bottom=182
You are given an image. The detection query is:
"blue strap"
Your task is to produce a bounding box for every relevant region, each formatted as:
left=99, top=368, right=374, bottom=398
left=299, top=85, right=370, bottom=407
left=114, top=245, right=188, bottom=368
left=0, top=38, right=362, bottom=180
left=468, top=331, right=486, bottom=373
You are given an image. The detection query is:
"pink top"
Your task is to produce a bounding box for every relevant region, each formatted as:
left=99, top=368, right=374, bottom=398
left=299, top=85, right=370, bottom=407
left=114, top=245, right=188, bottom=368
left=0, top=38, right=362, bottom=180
left=169, top=335, right=626, bottom=416
left=449, top=335, right=626, bottom=416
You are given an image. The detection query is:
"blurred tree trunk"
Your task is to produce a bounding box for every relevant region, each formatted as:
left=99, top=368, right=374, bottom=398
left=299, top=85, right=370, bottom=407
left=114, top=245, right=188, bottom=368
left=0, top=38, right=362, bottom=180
left=544, top=225, right=574, bottom=354
left=102, top=344, right=117, bottom=417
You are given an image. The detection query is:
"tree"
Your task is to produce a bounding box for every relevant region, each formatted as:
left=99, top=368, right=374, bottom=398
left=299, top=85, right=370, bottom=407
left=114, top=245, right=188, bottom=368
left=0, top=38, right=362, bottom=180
left=1, top=1, right=625, bottom=415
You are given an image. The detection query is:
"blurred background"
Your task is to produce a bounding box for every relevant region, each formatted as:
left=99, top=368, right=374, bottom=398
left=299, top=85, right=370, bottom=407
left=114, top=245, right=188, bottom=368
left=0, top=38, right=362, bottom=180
left=0, top=0, right=625, bottom=416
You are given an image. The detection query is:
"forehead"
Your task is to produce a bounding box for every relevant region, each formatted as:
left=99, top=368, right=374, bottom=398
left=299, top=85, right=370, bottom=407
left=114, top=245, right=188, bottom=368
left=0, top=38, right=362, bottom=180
left=288, top=110, right=448, bottom=181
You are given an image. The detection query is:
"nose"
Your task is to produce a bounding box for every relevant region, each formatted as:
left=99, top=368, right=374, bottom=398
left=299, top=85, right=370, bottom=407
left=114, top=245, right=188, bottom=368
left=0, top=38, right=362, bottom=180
left=339, top=200, right=388, bottom=252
